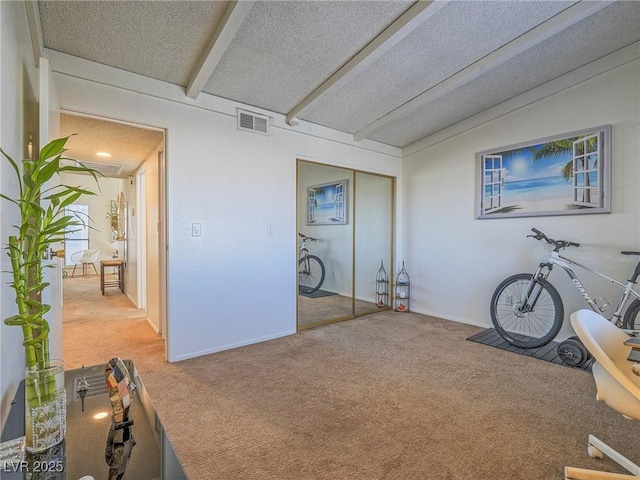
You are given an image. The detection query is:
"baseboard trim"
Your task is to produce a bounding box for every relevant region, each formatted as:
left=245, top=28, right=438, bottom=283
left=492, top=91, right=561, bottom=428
left=409, top=307, right=490, bottom=329
left=172, top=329, right=297, bottom=362
left=125, top=291, right=139, bottom=309
left=145, top=317, right=160, bottom=335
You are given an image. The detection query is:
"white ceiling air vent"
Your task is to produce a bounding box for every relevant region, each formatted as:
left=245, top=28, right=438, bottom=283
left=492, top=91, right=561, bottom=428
left=75, top=161, right=124, bottom=177
left=237, top=109, right=269, bottom=136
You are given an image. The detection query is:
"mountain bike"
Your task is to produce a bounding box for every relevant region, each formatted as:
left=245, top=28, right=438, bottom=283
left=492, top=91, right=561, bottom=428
left=298, top=233, right=326, bottom=294
left=490, top=228, right=640, bottom=364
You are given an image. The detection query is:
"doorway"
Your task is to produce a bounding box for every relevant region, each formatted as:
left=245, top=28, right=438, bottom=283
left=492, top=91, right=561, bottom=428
left=58, top=111, right=167, bottom=362
left=297, top=160, right=395, bottom=329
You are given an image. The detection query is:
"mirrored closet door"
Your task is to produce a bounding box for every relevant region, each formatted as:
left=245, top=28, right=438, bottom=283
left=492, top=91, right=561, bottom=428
left=297, top=161, right=394, bottom=330
left=354, top=171, right=393, bottom=316
left=297, top=162, right=354, bottom=328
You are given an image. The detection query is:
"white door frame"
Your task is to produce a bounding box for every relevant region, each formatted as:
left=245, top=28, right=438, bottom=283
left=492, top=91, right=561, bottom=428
left=158, top=149, right=167, bottom=341
left=39, top=57, right=64, bottom=361
left=137, top=167, right=147, bottom=310
left=55, top=109, right=168, bottom=361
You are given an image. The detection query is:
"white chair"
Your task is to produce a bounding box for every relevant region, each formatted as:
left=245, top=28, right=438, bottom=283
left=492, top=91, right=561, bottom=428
left=70, top=249, right=100, bottom=276
left=565, top=309, right=640, bottom=480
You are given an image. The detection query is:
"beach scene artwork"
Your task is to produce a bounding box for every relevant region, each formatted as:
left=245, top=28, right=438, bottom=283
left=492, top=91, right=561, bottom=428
left=478, top=126, right=610, bottom=219
left=307, top=180, right=348, bottom=225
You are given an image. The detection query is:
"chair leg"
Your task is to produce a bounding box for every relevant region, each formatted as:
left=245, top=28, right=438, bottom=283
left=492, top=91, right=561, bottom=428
left=589, top=435, right=640, bottom=476
left=71, top=265, right=77, bottom=277
left=566, top=435, right=640, bottom=479
left=90, top=263, right=99, bottom=276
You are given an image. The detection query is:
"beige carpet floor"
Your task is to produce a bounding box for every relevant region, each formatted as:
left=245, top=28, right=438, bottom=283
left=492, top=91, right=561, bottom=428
left=62, top=276, right=640, bottom=480
left=63, top=274, right=163, bottom=369
left=297, top=293, right=380, bottom=327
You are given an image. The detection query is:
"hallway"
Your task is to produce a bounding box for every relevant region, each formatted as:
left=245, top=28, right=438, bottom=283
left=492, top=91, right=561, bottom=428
left=62, top=273, right=164, bottom=370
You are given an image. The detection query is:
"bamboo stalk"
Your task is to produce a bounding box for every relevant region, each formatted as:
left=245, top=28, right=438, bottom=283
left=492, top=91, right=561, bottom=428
left=2, top=138, right=100, bottom=416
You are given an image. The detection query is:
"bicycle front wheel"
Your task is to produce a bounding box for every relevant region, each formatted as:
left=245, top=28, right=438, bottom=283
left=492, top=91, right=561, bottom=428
left=490, top=273, right=564, bottom=349
left=298, top=255, right=325, bottom=294
left=623, top=299, right=640, bottom=330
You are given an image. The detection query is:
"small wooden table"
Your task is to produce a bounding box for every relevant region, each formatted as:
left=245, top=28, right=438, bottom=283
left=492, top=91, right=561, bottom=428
left=100, top=260, right=124, bottom=295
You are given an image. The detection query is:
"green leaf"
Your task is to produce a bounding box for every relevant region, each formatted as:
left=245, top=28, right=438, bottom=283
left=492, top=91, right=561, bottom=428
left=58, top=191, right=83, bottom=209
left=37, top=156, right=61, bottom=185
left=0, top=193, right=20, bottom=207
left=39, top=137, right=69, bottom=162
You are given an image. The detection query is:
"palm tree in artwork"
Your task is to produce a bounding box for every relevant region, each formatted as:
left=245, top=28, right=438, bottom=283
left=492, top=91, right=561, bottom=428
left=530, top=136, right=598, bottom=204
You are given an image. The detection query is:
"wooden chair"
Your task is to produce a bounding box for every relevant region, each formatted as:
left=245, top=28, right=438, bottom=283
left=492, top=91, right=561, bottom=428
left=565, top=309, right=640, bottom=479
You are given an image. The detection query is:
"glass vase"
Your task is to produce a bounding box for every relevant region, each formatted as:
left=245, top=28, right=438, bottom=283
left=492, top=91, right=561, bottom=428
left=24, top=359, right=66, bottom=453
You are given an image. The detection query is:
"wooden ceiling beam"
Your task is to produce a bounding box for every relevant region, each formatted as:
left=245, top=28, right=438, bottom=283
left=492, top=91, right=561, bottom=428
left=354, top=0, right=615, bottom=142
left=285, top=0, right=450, bottom=126
left=186, top=1, right=255, bottom=100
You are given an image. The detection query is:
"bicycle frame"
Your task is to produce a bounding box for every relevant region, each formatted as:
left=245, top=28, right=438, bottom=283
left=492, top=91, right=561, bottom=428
left=299, top=238, right=309, bottom=262
left=531, top=249, right=640, bottom=326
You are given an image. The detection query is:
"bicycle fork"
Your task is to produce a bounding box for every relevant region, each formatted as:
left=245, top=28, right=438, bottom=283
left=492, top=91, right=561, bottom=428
left=518, top=263, right=554, bottom=313
left=299, top=256, right=310, bottom=275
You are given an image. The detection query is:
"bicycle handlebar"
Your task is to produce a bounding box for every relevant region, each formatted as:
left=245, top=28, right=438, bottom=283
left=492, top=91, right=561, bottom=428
left=528, top=228, right=579, bottom=251
left=299, top=233, right=318, bottom=242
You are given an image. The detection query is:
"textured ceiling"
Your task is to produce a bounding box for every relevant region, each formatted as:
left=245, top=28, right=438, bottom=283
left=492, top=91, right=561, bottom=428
left=38, top=0, right=640, bottom=151
left=59, top=114, right=164, bottom=178
left=367, top=0, right=640, bottom=147
left=202, top=1, right=414, bottom=112
left=39, top=1, right=228, bottom=86
left=301, top=0, right=576, bottom=133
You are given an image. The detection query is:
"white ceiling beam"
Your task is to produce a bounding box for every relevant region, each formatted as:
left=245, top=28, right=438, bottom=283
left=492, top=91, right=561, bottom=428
left=354, top=0, right=615, bottom=142
left=186, top=1, right=255, bottom=100
left=285, top=0, right=450, bottom=126
left=403, top=41, right=640, bottom=157
left=24, top=0, right=44, bottom=67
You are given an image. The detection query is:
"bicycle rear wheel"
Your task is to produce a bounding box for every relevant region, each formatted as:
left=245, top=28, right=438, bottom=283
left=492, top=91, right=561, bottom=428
left=490, top=273, right=564, bottom=349
left=298, top=255, right=325, bottom=294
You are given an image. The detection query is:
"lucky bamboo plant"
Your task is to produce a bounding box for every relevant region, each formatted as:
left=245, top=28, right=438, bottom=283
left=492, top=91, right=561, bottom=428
left=1, top=136, right=99, bottom=385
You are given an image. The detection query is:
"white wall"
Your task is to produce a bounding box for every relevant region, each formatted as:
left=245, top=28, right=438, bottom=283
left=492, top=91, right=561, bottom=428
left=0, top=1, right=39, bottom=429
left=52, top=72, right=402, bottom=362
left=403, top=60, right=640, bottom=341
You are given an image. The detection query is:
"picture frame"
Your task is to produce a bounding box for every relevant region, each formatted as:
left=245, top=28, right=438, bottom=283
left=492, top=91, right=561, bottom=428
left=306, top=179, right=348, bottom=225
left=476, top=125, right=611, bottom=219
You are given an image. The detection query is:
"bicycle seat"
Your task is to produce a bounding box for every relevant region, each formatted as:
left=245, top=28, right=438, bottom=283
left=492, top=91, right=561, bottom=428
left=621, top=251, right=640, bottom=256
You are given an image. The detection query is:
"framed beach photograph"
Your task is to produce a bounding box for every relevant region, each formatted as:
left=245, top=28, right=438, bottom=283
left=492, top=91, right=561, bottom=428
left=306, top=180, right=348, bottom=225
left=476, top=125, right=611, bottom=219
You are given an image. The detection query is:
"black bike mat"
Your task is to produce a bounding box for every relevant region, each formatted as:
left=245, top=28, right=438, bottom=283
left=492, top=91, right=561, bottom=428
left=466, top=328, right=592, bottom=372
left=299, top=289, right=338, bottom=299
